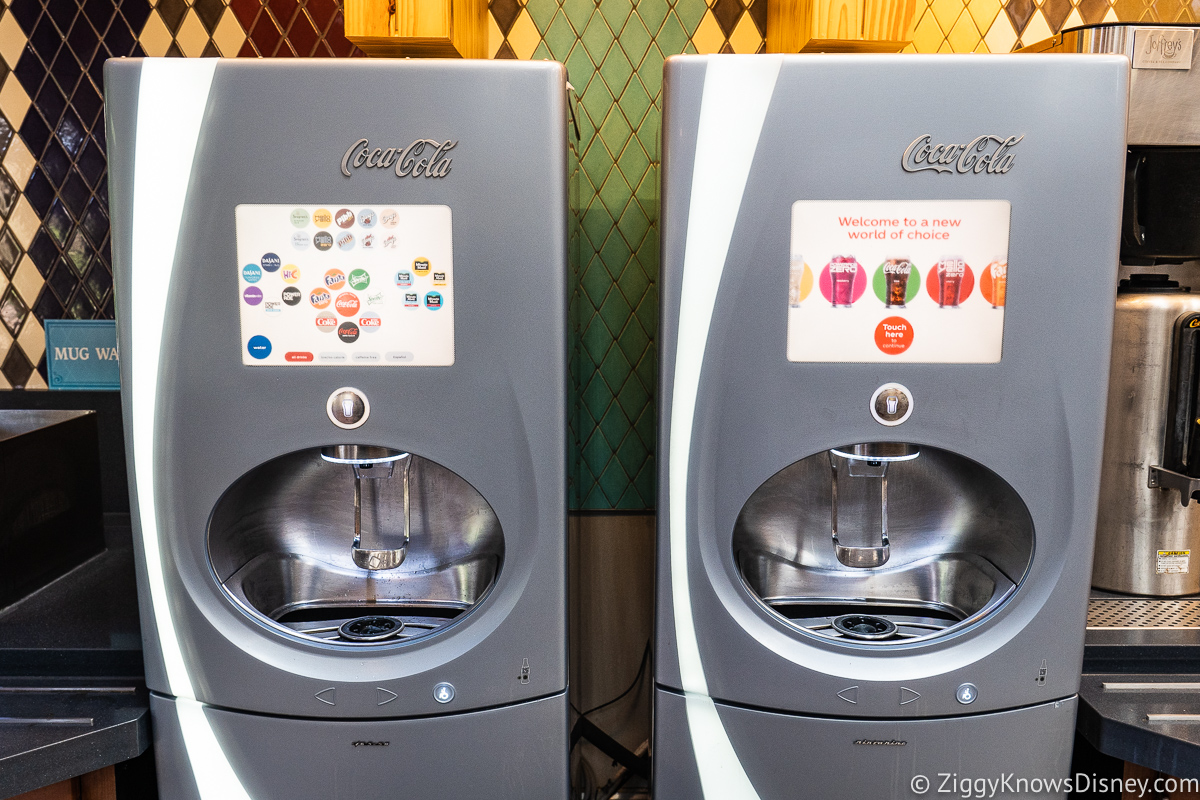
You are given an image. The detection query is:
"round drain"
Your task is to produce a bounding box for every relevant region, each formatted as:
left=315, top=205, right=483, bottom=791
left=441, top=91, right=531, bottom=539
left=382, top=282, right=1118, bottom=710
left=338, top=615, right=406, bottom=642
left=832, top=614, right=898, bottom=641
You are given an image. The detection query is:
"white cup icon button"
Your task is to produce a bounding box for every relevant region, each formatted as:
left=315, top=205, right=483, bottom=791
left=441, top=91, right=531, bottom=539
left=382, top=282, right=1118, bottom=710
left=871, top=384, right=914, bottom=426
left=327, top=387, right=370, bottom=429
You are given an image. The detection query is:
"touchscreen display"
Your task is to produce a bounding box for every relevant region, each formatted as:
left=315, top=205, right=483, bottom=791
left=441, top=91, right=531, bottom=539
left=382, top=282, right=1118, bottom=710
left=787, top=200, right=1010, bottom=364
left=235, top=204, right=454, bottom=366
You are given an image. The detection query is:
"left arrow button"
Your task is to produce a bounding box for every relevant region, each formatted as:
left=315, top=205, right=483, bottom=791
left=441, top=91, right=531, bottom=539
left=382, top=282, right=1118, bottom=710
left=315, top=688, right=336, bottom=706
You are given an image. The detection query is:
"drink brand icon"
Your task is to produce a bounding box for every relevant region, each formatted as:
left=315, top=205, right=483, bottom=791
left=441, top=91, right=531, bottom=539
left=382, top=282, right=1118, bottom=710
left=928, top=257, right=974, bottom=307
left=324, top=269, right=346, bottom=290
left=883, top=259, right=912, bottom=308
left=425, top=292, right=443, bottom=310
left=282, top=286, right=302, bottom=306
left=310, top=289, right=332, bottom=309
left=826, top=256, right=862, bottom=308
left=314, top=231, right=334, bottom=251
left=341, top=138, right=457, bottom=178
left=902, top=134, right=1023, bottom=175
left=335, top=292, right=361, bottom=317
left=985, top=260, right=1007, bottom=308
left=247, top=335, right=271, bottom=359
left=335, top=208, right=355, bottom=228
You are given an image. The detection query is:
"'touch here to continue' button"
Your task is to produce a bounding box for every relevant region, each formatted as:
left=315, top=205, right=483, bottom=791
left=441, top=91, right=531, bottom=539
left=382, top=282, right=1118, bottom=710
left=285, top=351, right=314, bottom=362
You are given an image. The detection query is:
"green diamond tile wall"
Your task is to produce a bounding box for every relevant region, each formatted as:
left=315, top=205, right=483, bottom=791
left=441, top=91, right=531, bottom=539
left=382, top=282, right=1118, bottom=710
left=0, top=0, right=1177, bottom=509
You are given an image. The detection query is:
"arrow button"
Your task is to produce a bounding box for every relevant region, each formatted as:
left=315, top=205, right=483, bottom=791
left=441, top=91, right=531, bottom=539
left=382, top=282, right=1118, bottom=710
left=900, top=687, right=920, bottom=705
left=376, top=688, right=398, bottom=706
left=315, top=687, right=336, bottom=706
left=837, top=686, right=859, bottom=704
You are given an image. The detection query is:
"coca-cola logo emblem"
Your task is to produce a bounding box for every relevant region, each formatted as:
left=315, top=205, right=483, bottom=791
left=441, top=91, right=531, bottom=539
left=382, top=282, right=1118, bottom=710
left=341, top=138, right=456, bottom=178
left=902, top=134, right=1023, bottom=175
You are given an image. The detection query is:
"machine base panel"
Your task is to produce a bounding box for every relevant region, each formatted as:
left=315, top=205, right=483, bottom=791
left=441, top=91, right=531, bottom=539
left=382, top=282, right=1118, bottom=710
left=653, top=688, right=1076, bottom=800
left=150, top=691, right=568, bottom=799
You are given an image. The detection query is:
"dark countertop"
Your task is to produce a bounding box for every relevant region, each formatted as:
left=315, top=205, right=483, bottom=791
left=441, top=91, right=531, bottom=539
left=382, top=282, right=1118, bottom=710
left=0, top=684, right=150, bottom=799
left=0, top=514, right=150, bottom=798
left=1079, top=597, right=1200, bottom=778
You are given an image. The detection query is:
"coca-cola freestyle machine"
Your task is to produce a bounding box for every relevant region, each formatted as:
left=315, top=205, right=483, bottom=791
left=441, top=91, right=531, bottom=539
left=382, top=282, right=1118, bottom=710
left=656, top=54, right=1127, bottom=798
left=105, top=59, right=568, bottom=798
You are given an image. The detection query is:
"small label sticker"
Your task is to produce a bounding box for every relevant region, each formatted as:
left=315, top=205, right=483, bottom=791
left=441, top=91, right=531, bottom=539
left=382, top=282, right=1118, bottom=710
left=45, top=320, right=120, bottom=390
left=1133, top=28, right=1195, bottom=70
left=1157, top=550, right=1191, bottom=574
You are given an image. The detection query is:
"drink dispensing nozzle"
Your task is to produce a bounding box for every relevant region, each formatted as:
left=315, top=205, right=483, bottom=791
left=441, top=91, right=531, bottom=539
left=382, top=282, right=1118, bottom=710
left=827, top=443, right=920, bottom=568
left=320, top=445, right=412, bottom=570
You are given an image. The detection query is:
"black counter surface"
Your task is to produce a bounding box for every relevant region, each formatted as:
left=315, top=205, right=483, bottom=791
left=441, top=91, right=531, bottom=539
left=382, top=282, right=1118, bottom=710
left=1080, top=595, right=1200, bottom=779
left=0, top=514, right=150, bottom=799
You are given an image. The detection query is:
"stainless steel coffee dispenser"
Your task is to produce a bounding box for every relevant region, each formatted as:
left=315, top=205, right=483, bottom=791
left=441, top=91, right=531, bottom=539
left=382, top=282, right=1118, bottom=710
left=1095, top=275, right=1200, bottom=595
left=1026, top=24, right=1200, bottom=596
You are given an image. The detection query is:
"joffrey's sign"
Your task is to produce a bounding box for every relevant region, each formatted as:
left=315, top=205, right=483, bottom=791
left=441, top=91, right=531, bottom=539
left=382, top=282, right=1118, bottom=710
left=341, top=138, right=457, bottom=178
left=902, top=134, right=1023, bottom=175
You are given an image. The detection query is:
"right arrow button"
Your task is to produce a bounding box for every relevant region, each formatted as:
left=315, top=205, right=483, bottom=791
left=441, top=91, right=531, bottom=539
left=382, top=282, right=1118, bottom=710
left=900, top=687, right=920, bottom=705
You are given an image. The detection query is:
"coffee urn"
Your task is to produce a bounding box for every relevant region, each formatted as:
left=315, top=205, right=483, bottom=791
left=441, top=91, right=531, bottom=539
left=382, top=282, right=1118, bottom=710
left=1026, top=24, right=1200, bottom=596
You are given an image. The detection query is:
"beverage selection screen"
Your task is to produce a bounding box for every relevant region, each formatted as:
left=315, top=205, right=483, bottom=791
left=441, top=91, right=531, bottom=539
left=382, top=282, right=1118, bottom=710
left=786, top=200, right=1010, bottom=363
left=234, top=204, right=454, bottom=367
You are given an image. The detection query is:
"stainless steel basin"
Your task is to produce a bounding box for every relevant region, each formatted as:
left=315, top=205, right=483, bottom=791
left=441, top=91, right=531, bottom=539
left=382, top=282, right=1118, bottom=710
left=207, top=448, right=504, bottom=646
left=732, top=444, right=1033, bottom=646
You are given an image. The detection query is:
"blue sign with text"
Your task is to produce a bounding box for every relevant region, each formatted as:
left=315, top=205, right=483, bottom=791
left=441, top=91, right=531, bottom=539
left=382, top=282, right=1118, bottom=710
left=44, top=320, right=120, bottom=390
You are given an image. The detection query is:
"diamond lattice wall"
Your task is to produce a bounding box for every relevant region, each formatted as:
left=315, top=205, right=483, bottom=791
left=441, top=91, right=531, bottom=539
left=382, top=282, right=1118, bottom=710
left=0, top=0, right=1182, bottom=508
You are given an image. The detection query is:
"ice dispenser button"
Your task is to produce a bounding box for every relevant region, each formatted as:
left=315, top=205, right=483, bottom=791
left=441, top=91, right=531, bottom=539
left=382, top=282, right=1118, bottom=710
left=870, top=383, right=914, bottom=427
left=327, top=387, right=369, bottom=429
left=433, top=682, right=456, bottom=704
left=956, top=683, right=978, bottom=705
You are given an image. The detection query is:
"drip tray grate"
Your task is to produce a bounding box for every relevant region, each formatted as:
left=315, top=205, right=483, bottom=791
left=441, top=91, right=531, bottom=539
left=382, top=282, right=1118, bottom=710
left=1087, top=598, right=1200, bottom=629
